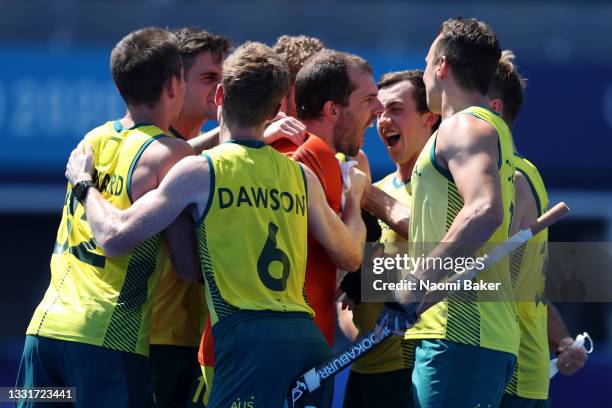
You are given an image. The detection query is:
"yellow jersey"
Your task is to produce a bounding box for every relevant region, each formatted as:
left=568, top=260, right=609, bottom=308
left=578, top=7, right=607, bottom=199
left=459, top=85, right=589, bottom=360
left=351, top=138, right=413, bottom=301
left=27, top=121, right=167, bottom=356
left=149, top=242, right=207, bottom=347
left=505, top=153, right=550, bottom=399
left=351, top=172, right=414, bottom=374
left=197, top=140, right=312, bottom=326
left=405, top=106, right=520, bottom=356
left=150, top=127, right=207, bottom=347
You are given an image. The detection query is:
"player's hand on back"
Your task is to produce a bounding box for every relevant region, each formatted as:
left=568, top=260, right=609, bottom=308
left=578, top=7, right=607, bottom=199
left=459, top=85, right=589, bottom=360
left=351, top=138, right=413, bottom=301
left=263, top=114, right=306, bottom=146
left=66, top=142, right=96, bottom=186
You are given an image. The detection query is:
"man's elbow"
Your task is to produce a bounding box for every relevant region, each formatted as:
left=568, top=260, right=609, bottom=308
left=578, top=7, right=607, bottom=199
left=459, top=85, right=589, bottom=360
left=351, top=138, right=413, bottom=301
left=99, top=238, right=128, bottom=257
left=479, top=201, right=504, bottom=233
left=96, top=227, right=130, bottom=257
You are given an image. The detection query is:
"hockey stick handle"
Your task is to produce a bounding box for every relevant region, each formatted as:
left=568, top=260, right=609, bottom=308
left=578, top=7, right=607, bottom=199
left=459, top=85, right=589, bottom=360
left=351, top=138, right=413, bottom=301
left=288, top=202, right=569, bottom=407
left=421, top=201, right=570, bottom=308
left=530, top=201, right=570, bottom=236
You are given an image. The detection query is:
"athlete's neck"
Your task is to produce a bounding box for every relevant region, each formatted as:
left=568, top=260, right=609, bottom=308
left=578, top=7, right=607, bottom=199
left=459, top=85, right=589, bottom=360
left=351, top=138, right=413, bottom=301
left=171, top=115, right=208, bottom=140
left=302, top=118, right=337, bottom=153
left=218, top=120, right=265, bottom=143
left=439, top=86, right=490, bottom=120
left=124, top=105, right=173, bottom=132
left=395, top=154, right=419, bottom=183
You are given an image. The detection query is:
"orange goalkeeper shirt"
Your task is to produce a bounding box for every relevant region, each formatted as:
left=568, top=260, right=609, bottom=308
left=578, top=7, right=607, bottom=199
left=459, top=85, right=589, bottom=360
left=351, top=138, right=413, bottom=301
left=289, top=133, right=343, bottom=346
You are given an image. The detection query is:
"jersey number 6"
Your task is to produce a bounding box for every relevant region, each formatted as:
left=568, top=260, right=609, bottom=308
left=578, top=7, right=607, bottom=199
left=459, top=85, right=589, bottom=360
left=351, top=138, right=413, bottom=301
left=257, top=222, right=290, bottom=291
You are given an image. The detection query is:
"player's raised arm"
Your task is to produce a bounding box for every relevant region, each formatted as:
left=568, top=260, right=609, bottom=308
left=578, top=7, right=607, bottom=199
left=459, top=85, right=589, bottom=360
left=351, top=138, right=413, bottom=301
left=66, top=145, right=211, bottom=257
left=303, top=163, right=366, bottom=272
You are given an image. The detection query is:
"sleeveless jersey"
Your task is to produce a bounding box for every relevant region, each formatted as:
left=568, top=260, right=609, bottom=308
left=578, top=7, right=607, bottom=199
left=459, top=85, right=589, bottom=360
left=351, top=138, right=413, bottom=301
left=150, top=127, right=207, bottom=347
left=405, top=106, right=520, bottom=356
left=505, top=153, right=550, bottom=399
left=197, top=140, right=311, bottom=326
left=352, top=173, right=414, bottom=374
left=27, top=121, right=166, bottom=356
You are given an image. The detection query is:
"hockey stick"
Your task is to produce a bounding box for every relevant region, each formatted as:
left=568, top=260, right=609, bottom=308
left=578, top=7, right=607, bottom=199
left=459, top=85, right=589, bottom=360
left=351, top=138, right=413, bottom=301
left=287, top=202, right=570, bottom=407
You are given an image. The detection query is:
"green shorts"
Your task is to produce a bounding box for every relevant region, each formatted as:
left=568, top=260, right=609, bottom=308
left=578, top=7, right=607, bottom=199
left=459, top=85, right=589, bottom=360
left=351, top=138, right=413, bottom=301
left=16, top=335, right=154, bottom=408
left=343, top=368, right=413, bottom=408
left=208, top=311, right=333, bottom=408
left=412, top=339, right=516, bottom=408
left=149, top=344, right=204, bottom=407
left=501, top=393, right=550, bottom=408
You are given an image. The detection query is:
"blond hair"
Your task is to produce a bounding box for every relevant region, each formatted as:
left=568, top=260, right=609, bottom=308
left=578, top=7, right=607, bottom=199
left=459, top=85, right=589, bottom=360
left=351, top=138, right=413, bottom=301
left=273, top=35, right=325, bottom=83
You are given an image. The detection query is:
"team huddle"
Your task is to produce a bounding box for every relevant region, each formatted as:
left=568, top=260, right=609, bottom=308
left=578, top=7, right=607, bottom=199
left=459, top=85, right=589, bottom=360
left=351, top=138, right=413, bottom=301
left=16, top=17, right=588, bottom=408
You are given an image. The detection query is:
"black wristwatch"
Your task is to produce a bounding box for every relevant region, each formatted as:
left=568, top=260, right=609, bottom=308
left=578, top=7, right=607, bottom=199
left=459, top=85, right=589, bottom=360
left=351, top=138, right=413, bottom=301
left=73, top=180, right=94, bottom=204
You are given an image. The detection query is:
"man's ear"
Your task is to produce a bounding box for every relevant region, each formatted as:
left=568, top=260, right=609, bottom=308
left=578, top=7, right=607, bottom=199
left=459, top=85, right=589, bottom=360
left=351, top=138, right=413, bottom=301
left=165, top=76, right=178, bottom=99
left=422, top=111, right=440, bottom=129
left=437, top=56, right=449, bottom=79
left=322, top=100, right=340, bottom=123
left=214, top=84, right=224, bottom=106
left=489, top=98, right=503, bottom=116
left=280, top=95, right=288, bottom=114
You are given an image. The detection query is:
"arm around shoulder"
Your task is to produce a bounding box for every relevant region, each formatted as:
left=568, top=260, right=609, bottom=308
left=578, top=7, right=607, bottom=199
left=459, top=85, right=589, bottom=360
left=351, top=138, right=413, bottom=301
left=84, top=155, right=211, bottom=257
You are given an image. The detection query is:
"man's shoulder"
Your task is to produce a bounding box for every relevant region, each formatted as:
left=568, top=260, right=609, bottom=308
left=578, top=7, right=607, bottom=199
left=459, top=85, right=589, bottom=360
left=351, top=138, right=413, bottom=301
left=84, top=120, right=120, bottom=143
left=270, top=137, right=301, bottom=156
left=130, top=132, right=195, bottom=196
left=437, top=110, right=500, bottom=153
left=374, top=172, right=395, bottom=188
left=444, top=109, right=494, bottom=131
left=141, top=134, right=194, bottom=166
left=292, top=132, right=339, bottom=183
left=296, top=133, right=333, bottom=157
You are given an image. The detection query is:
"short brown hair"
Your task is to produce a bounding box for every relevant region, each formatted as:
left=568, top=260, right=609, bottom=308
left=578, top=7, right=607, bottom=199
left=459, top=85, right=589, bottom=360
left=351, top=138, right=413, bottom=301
left=489, top=50, right=526, bottom=127
left=173, top=27, right=231, bottom=73
left=378, top=70, right=429, bottom=114
left=272, top=35, right=325, bottom=83
left=221, top=42, right=289, bottom=128
left=110, top=27, right=182, bottom=107
left=434, top=17, right=501, bottom=95
left=296, top=49, right=372, bottom=120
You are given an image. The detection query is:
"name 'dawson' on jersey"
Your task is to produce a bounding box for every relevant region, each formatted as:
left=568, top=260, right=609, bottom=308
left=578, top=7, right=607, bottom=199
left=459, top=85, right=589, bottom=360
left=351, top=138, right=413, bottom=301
left=217, top=186, right=307, bottom=216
